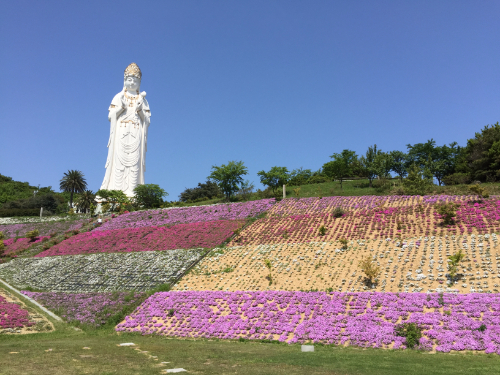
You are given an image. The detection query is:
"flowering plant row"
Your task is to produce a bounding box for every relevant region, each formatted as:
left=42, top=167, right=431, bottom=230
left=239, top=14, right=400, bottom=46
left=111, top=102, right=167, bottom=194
left=231, top=201, right=500, bottom=245
left=95, top=199, right=275, bottom=231
left=0, top=294, right=35, bottom=329
left=0, top=249, right=204, bottom=292
left=22, top=291, right=145, bottom=328
left=269, top=195, right=482, bottom=216
left=3, top=236, right=50, bottom=255
left=35, top=220, right=244, bottom=257
left=0, top=219, right=86, bottom=239
left=117, top=291, right=500, bottom=353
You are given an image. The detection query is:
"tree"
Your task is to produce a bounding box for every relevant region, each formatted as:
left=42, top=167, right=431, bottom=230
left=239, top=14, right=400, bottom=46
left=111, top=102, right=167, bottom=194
left=96, top=189, right=129, bottom=212
left=465, top=122, right=500, bottom=182
left=76, top=190, right=96, bottom=213
left=403, top=164, right=433, bottom=195
left=257, top=166, right=289, bottom=194
left=390, top=150, right=408, bottom=182
left=288, top=168, right=313, bottom=186
left=359, top=145, right=380, bottom=187
left=179, top=181, right=221, bottom=202
left=406, top=139, right=437, bottom=170
left=208, top=161, right=248, bottom=200
left=133, top=184, right=168, bottom=208
left=373, top=152, right=393, bottom=179
left=322, top=150, right=357, bottom=190
left=59, top=170, right=87, bottom=208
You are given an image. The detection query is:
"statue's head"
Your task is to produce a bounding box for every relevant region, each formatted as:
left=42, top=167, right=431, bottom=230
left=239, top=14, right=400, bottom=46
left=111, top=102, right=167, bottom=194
left=124, top=63, right=142, bottom=93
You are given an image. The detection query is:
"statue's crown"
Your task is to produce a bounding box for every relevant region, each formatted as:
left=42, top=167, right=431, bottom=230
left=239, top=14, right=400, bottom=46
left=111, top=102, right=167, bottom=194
left=124, top=62, right=142, bottom=79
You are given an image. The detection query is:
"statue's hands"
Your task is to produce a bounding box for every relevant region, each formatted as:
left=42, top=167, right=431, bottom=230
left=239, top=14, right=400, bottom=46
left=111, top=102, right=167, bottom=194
left=136, top=99, right=143, bottom=112
left=121, top=95, right=128, bottom=109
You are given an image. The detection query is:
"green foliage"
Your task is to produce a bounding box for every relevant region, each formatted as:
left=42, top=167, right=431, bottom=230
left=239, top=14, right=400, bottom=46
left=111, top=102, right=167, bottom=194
left=436, top=203, right=458, bottom=226
left=96, top=189, right=129, bottom=212
left=0, top=240, right=4, bottom=257
left=403, top=164, right=433, bottom=195
left=264, top=259, right=272, bottom=285
left=323, top=149, right=357, bottom=190
left=359, top=144, right=380, bottom=187
left=359, top=255, right=381, bottom=284
left=318, top=225, right=327, bottom=236
left=469, top=184, right=489, bottom=199
left=0, top=208, right=44, bottom=217
left=26, top=229, right=40, bottom=241
left=448, top=249, right=465, bottom=282
left=0, top=232, right=4, bottom=240
left=307, top=175, right=328, bottom=184
left=0, top=173, right=54, bottom=208
left=257, top=166, right=289, bottom=193
left=179, top=181, right=221, bottom=202
left=288, top=168, right=313, bottom=186
left=60, top=170, right=87, bottom=208
left=133, top=184, right=168, bottom=208
left=339, top=238, right=348, bottom=249
left=390, top=150, right=408, bottom=181
left=76, top=190, right=96, bottom=213
left=208, top=160, right=248, bottom=200
left=465, top=122, right=500, bottom=182
left=235, top=180, right=255, bottom=201
left=395, top=323, right=423, bottom=349
left=373, top=151, right=393, bottom=179
left=478, top=324, right=487, bottom=332
left=442, top=172, right=471, bottom=186
left=332, top=207, right=345, bottom=218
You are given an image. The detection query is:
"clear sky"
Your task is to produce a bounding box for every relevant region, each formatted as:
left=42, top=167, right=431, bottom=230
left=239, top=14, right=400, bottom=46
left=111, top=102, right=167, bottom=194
left=2, top=0, right=499, bottom=199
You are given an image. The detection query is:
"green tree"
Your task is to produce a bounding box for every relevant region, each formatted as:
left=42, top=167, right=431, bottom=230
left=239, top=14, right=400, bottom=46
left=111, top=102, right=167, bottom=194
left=373, top=151, right=393, bottom=179
left=208, top=161, right=248, bottom=200
left=465, top=122, right=500, bottom=182
left=96, top=189, right=129, bottom=212
left=59, top=170, right=87, bottom=208
left=403, top=164, right=433, bottom=195
left=359, top=144, right=380, bottom=187
left=76, top=190, right=96, bottom=213
left=322, top=150, right=357, bottom=191
left=390, top=150, right=408, bottom=182
left=257, top=166, right=289, bottom=194
left=133, top=184, right=168, bottom=208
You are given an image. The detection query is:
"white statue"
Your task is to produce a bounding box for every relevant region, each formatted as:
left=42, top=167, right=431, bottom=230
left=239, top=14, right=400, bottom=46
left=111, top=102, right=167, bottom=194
left=100, top=63, right=151, bottom=197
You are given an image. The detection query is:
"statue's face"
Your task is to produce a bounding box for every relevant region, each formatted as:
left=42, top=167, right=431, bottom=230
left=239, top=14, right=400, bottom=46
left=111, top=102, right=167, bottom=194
left=124, top=75, right=140, bottom=92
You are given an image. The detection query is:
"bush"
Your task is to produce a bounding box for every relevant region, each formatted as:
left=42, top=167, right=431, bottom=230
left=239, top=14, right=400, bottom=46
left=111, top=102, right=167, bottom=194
left=0, top=208, right=42, bottom=217
left=288, top=176, right=308, bottom=186
left=179, top=181, right=222, bottom=202
left=359, top=255, right=380, bottom=285
left=26, top=229, right=40, bottom=241
left=307, top=175, right=328, bottom=184
left=0, top=240, right=4, bottom=256
left=332, top=207, right=345, bottom=218
left=443, top=173, right=471, bottom=186
left=436, top=203, right=458, bottom=226
left=469, top=184, right=489, bottom=199
left=133, top=184, right=168, bottom=208
left=395, top=323, right=422, bottom=349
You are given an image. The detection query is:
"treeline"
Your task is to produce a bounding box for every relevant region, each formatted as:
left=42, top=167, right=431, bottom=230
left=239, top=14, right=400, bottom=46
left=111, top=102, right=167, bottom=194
left=177, top=122, right=500, bottom=202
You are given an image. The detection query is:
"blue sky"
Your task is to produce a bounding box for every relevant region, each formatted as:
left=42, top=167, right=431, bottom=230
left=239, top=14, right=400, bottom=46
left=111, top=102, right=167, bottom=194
left=2, top=0, right=499, bottom=199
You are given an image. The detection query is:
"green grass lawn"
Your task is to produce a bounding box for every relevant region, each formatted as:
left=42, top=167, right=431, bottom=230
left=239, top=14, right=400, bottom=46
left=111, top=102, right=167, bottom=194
left=2, top=327, right=500, bottom=375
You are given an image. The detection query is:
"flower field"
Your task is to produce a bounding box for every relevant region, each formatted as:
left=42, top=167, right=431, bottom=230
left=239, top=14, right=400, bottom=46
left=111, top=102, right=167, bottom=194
left=22, top=291, right=145, bottom=328
left=116, top=290, right=500, bottom=353
left=35, top=220, right=244, bottom=257
left=0, top=249, right=204, bottom=292
left=0, top=293, right=35, bottom=330
left=95, top=199, right=275, bottom=231
left=3, top=236, right=50, bottom=255
left=0, top=219, right=86, bottom=239
left=228, top=198, right=500, bottom=246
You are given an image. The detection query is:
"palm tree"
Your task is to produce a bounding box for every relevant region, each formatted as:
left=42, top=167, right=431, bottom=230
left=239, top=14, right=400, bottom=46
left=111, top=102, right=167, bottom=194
left=60, top=170, right=87, bottom=208
left=77, top=190, right=96, bottom=213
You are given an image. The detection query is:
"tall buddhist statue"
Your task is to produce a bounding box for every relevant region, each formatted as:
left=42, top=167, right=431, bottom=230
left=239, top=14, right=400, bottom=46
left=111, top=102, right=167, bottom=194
left=100, top=63, right=151, bottom=196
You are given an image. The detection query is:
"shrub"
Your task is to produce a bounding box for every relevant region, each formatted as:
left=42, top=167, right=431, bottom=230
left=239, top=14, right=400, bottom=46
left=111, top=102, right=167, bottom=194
left=469, top=184, right=489, bottom=199
left=436, top=203, right=458, bottom=226
left=25, top=229, right=40, bottom=241
left=0, top=208, right=42, bottom=217
left=0, top=240, right=4, bottom=256
left=307, top=175, right=328, bottom=184
left=318, top=225, right=327, bottom=236
left=443, top=173, right=471, bottom=186
left=288, top=176, right=308, bottom=186
left=264, top=259, right=272, bottom=285
left=0, top=232, right=4, bottom=240
left=339, top=238, right=348, bottom=250
left=359, top=255, right=381, bottom=285
left=332, top=207, right=344, bottom=218
left=447, top=249, right=465, bottom=283
left=395, top=323, right=422, bottom=349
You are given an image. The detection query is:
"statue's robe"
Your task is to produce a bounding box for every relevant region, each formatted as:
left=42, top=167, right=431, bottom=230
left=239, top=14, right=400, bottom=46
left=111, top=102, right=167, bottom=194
left=100, top=90, right=151, bottom=196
